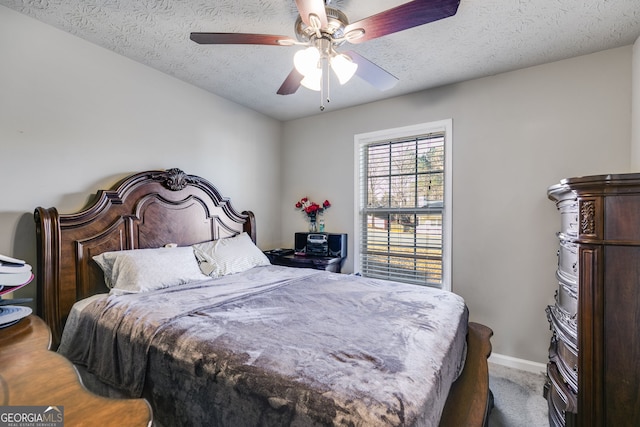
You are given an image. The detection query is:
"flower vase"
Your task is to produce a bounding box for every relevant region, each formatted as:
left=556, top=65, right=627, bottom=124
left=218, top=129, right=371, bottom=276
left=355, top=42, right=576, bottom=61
left=308, top=213, right=318, bottom=232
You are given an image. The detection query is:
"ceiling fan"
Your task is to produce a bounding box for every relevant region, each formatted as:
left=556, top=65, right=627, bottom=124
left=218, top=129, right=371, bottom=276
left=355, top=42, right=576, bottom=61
left=190, top=0, right=460, bottom=110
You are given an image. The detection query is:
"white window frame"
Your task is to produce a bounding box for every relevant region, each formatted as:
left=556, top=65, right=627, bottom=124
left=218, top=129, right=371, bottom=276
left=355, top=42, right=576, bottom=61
left=353, top=119, right=452, bottom=291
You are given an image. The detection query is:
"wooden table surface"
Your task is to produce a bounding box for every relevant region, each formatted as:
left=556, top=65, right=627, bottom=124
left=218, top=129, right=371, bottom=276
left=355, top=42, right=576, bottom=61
left=0, top=315, right=152, bottom=426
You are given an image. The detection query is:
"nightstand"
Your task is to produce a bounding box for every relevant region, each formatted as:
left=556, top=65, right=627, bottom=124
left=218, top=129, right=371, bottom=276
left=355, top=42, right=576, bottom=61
left=0, top=315, right=152, bottom=426
left=265, top=252, right=345, bottom=273
left=266, top=232, right=347, bottom=273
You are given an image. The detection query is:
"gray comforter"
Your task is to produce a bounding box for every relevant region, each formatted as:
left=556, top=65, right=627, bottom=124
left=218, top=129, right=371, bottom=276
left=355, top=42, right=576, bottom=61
left=59, top=266, right=468, bottom=427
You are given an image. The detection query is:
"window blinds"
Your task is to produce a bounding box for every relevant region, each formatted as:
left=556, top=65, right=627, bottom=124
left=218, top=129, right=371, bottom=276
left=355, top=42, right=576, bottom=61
left=358, top=132, right=445, bottom=287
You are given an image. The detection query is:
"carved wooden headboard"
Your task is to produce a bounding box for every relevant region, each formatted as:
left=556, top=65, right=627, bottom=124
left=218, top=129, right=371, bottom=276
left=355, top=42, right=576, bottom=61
left=34, top=168, right=255, bottom=347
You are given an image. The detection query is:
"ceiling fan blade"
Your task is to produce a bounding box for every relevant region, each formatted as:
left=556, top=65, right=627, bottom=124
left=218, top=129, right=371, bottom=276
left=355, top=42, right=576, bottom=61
left=277, top=68, right=304, bottom=95
left=295, top=0, right=328, bottom=29
left=344, top=0, right=460, bottom=44
left=346, top=51, right=399, bottom=91
left=190, top=32, right=296, bottom=46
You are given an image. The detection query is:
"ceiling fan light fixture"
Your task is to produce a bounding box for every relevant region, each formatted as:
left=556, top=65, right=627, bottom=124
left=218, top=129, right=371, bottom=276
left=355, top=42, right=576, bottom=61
left=300, top=67, right=322, bottom=91
left=330, top=53, right=357, bottom=85
left=190, top=0, right=462, bottom=109
left=294, top=46, right=320, bottom=76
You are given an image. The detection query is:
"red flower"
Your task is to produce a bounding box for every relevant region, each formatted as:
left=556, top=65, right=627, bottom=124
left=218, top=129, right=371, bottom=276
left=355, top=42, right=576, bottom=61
left=296, top=197, right=331, bottom=219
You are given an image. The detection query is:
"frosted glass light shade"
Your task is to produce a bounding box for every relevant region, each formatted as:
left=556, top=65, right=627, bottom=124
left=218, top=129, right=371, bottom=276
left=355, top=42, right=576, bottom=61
left=300, top=67, right=322, bottom=91
left=294, top=47, right=320, bottom=76
left=330, top=54, right=358, bottom=84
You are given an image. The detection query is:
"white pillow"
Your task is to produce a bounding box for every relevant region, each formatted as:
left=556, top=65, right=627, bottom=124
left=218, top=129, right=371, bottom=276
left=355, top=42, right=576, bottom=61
left=93, top=246, right=208, bottom=294
left=192, top=232, right=270, bottom=278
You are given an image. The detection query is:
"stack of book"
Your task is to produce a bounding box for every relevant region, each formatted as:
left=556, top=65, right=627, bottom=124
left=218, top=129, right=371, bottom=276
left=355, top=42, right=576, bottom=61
left=0, top=254, right=33, bottom=328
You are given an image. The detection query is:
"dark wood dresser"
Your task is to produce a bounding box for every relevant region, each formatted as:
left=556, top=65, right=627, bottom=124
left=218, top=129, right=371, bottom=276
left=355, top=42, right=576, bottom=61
left=546, top=173, right=640, bottom=427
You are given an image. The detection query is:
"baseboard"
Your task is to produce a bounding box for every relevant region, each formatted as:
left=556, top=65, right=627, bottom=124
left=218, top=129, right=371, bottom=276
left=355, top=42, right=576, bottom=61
left=488, top=352, right=546, bottom=374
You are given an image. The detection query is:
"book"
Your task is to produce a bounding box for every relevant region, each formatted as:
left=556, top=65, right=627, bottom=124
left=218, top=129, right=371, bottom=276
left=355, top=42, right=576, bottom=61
left=0, top=273, right=34, bottom=296
left=0, top=253, right=26, bottom=265
left=0, top=270, right=34, bottom=286
left=0, top=262, right=32, bottom=274
left=0, top=298, right=33, bottom=306
left=0, top=305, right=32, bottom=328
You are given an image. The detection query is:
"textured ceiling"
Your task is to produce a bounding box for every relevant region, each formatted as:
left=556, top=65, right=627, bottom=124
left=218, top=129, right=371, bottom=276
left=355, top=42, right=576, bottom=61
left=2, top=0, right=639, bottom=121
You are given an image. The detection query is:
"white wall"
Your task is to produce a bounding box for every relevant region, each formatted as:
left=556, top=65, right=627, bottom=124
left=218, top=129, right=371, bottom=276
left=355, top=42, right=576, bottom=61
left=0, top=6, right=283, bottom=305
left=281, top=46, right=633, bottom=364
left=632, top=36, right=640, bottom=168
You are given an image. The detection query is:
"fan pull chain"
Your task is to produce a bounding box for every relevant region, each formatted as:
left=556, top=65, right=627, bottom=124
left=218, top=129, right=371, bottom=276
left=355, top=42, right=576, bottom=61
left=325, top=57, right=331, bottom=105
left=320, top=56, right=330, bottom=111
left=319, top=74, right=325, bottom=111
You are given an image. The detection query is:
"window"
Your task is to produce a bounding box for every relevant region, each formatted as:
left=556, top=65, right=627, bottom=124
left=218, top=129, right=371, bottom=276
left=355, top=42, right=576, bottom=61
left=354, top=120, right=452, bottom=290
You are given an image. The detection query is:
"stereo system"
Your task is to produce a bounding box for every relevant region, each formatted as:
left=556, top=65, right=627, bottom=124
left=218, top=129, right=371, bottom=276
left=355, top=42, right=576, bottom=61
left=306, top=233, right=328, bottom=256
left=294, top=232, right=347, bottom=258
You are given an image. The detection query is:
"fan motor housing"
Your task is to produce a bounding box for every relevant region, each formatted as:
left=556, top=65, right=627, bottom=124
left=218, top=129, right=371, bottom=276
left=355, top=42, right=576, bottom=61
left=294, top=7, right=348, bottom=43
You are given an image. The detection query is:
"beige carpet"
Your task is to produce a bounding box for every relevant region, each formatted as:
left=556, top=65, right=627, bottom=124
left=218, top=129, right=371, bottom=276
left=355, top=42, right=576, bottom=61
left=487, top=362, right=549, bottom=427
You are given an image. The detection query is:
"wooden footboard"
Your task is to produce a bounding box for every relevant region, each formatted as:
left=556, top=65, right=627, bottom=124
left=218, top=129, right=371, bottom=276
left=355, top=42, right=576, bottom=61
left=440, top=322, right=494, bottom=427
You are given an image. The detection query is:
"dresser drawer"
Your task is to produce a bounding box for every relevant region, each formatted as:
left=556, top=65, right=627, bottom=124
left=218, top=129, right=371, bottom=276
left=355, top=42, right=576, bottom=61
left=546, top=362, right=577, bottom=426
left=555, top=278, right=577, bottom=319
left=557, top=238, right=578, bottom=283
left=557, top=199, right=579, bottom=237
left=546, top=304, right=577, bottom=349
left=549, top=335, right=578, bottom=393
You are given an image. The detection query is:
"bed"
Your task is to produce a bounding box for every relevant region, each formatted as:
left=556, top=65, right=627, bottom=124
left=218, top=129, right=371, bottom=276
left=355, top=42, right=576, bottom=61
left=34, top=168, right=493, bottom=426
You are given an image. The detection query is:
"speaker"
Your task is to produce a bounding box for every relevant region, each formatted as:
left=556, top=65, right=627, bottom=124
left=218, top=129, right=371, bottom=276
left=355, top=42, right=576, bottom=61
left=294, top=232, right=308, bottom=253
left=294, top=232, right=347, bottom=258
left=327, top=234, right=347, bottom=258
